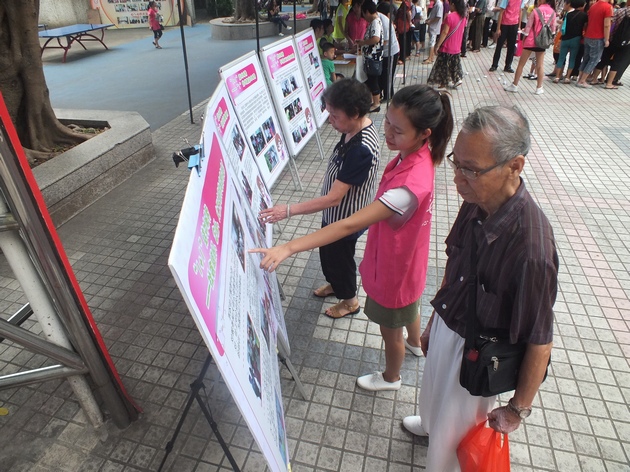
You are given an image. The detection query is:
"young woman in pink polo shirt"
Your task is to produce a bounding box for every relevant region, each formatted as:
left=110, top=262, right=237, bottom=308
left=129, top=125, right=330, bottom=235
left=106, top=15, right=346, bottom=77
left=253, top=85, right=454, bottom=392
left=504, top=0, right=557, bottom=94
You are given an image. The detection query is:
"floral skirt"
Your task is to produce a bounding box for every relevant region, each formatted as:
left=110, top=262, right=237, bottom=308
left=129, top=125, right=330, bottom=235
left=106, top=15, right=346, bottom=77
left=427, top=52, right=463, bottom=88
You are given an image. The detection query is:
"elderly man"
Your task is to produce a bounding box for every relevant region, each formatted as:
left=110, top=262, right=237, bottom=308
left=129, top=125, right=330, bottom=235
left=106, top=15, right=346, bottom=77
left=402, top=106, right=558, bottom=471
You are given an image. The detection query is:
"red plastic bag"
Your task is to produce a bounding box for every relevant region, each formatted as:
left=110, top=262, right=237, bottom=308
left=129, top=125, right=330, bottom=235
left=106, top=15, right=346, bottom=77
left=457, top=421, right=510, bottom=472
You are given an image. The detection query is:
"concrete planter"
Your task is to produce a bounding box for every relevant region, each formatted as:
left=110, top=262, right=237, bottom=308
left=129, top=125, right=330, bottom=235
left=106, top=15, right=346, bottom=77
left=33, top=109, right=154, bottom=226
left=210, top=16, right=315, bottom=40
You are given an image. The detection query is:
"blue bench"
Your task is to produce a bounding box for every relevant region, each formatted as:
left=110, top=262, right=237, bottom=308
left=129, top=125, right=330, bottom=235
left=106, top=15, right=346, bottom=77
left=39, top=23, right=115, bottom=63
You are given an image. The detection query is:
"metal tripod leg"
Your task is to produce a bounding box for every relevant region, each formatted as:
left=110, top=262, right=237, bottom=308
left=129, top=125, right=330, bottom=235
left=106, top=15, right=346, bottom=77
left=277, top=349, right=307, bottom=400
left=158, top=354, right=240, bottom=471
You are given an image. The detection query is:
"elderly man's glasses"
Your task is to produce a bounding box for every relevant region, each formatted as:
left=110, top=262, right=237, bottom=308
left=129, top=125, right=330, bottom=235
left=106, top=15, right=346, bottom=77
left=446, top=152, right=506, bottom=180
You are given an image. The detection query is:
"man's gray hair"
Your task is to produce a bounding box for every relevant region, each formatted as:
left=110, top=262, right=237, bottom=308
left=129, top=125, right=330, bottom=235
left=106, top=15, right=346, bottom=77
left=461, top=106, right=531, bottom=163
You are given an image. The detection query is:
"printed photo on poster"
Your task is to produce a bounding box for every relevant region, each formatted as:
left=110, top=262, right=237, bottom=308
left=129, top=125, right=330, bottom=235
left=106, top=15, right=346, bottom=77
left=220, top=54, right=290, bottom=188
left=247, top=314, right=262, bottom=401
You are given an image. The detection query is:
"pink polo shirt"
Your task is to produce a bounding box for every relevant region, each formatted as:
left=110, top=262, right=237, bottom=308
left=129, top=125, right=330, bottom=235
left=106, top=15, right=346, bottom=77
left=499, top=0, right=522, bottom=26
left=359, top=142, right=435, bottom=309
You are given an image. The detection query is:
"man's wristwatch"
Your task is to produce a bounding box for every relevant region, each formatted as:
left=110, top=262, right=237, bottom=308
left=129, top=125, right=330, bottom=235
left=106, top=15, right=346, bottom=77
left=507, top=398, right=532, bottom=419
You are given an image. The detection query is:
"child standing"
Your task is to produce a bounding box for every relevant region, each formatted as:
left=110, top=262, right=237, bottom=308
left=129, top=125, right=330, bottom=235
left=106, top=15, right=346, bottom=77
left=253, top=85, right=454, bottom=392
left=321, top=43, right=338, bottom=85
left=148, top=1, right=162, bottom=49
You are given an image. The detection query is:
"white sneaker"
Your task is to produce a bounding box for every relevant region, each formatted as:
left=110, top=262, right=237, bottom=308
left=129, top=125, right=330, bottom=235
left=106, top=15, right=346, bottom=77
left=403, top=335, right=423, bottom=357
left=402, top=416, right=429, bottom=436
left=534, top=87, right=544, bottom=95
left=488, top=43, right=496, bottom=49
left=286, top=26, right=292, bottom=30
left=504, top=83, right=518, bottom=93
left=356, top=372, right=401, bottom=391
left=279, top=32, right=285, bottom=36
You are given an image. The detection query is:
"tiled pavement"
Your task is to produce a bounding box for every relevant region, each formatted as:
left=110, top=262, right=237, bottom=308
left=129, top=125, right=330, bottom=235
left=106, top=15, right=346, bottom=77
left=1, top=45, right=629, bottom=472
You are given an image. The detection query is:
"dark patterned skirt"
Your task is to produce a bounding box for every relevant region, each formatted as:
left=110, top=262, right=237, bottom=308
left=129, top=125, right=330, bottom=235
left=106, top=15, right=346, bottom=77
left=427, top=52, right=463, bottom=88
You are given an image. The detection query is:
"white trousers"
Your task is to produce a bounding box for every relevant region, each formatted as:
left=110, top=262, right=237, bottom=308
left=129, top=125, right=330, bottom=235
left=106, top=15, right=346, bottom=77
left=419, top=316, right=497, bottom=472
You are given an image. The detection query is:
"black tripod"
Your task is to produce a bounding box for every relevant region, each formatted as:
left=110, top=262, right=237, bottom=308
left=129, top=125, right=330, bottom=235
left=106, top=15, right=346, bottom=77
left=158, top=354, right=241, bottom=471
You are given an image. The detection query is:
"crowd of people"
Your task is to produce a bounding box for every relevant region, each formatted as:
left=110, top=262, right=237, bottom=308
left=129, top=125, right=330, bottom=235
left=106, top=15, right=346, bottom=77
left=303, top=0, right=629, bottom=92
left=254, top=79, right=559, bottom=472
left=249, top=1, right=627, bottom=467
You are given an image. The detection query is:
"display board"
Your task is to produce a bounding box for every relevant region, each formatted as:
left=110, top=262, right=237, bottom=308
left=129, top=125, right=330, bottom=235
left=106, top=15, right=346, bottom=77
left=294, top=29, right=329, bottom=128
left=220, top=52, right=291, bottom=189
left=91, top=0, right=178, bottom=28
left=168, top=84, right=290, bottom=472
left=261, top=38, right=318, bottom=157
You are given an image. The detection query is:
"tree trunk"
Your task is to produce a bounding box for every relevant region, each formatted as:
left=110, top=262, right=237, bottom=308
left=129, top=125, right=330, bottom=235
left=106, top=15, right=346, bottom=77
left=0, top=0, right=87, bottom=154
left=234, top=0, right=256, bottom=21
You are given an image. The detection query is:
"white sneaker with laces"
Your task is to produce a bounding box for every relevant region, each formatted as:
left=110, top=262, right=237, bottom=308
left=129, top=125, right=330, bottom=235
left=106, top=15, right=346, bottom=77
left=534, top=87, right=544, bottom=95
left=403, top=416, right=429, bottom=436
left=504, top=83, right=518, bottom=92
left=356, top=372, right=401, bottom=391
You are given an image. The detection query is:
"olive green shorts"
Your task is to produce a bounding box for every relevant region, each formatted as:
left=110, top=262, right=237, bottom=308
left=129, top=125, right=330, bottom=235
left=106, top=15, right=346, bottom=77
left=364, top=296, right=420, bottom=329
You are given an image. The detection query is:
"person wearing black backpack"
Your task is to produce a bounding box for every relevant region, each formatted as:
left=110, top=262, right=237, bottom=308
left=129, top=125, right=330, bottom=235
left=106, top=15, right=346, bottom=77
left=604, top=3, right=630, bottom=87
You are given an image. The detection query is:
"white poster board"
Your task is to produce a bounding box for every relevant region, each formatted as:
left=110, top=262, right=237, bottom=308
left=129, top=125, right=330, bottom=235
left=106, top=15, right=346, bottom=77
left=261, top=38, right=318, bottom=157
left=294, top=29, right=329, bottom=128
left=220, top=52, right=291, bottom=189
left=208, top=82, right=289, bottom=348
left=168, top=85, right=290, bottom=472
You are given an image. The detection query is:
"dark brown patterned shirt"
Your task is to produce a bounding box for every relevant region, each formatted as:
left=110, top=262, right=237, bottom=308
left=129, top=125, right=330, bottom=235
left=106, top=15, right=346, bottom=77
left=431, top=180, right=558, bottom=345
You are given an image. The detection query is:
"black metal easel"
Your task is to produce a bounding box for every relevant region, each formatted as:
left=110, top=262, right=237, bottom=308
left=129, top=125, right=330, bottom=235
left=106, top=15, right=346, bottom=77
left=157, top=354, right=241, bottom=471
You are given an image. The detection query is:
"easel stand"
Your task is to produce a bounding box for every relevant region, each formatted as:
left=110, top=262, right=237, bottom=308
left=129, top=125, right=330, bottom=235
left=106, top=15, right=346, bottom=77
left=315, top=130, right=326, bottom=160
left=158, top=354, right=241, bottom=472
left=277, top=336, right=307, bottom=400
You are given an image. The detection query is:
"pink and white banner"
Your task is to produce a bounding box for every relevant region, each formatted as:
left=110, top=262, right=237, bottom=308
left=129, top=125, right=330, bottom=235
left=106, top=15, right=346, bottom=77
left=294, top=28, right=329, bottom=128
left=220, top=53, right=290, bottom=188
left=169, top=83, right=289, bottom=472
left=261, top=37, right=317, bottom=157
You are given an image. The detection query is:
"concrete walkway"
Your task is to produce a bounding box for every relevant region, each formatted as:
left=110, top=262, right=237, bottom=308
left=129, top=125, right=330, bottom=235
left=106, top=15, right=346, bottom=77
left=1, top=29, right=629, bottom=472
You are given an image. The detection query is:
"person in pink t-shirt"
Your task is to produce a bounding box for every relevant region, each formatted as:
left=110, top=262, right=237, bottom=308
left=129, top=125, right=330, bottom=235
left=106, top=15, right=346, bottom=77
left=504, top=0, right=557, bottom=94
left=489, top=0, right=523, bottom=71
left=147, top=1, right=163, bottom=49
left=253, top=86, right=454, bottom=393
left=344, top=0, right=368, bottom=49
left=427, top=0, right=469, bottom=88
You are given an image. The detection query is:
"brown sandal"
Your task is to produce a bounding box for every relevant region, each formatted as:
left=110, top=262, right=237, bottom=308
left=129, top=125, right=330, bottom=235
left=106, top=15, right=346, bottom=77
left=313, top=284, right=335, bottom=298
left=325, top=300, right=360, bottom=319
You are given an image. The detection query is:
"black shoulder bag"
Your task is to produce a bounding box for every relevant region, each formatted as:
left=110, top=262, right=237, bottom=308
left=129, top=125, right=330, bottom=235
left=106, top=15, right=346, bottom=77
left=459, top=219, right=530, bottom=397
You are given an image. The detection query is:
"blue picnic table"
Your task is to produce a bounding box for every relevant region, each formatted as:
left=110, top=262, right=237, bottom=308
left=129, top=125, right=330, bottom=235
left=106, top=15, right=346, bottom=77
left=39, top=23, right=115, bottom=63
